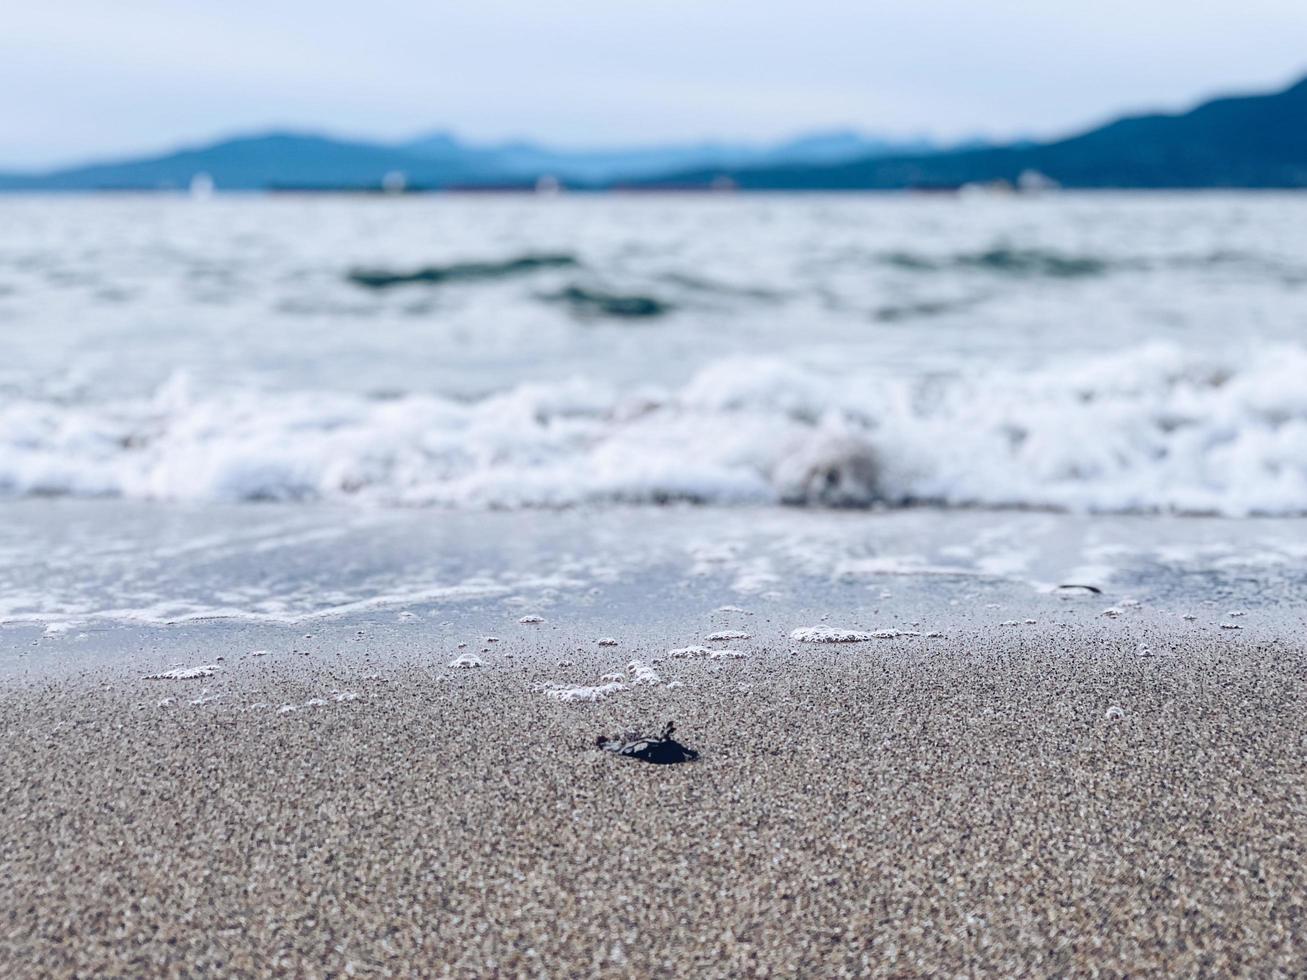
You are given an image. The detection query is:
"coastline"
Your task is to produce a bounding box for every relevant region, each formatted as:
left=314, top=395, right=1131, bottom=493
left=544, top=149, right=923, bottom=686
left=3, top=614, right=1303, bottom=975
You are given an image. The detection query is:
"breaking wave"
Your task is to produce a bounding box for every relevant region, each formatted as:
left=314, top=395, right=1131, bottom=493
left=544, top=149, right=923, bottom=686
left=3, top=343, right=1306, bottom=515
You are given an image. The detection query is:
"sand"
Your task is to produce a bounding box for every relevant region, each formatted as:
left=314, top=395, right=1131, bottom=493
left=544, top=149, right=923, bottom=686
left=2, top=626, right=1305, bottom=977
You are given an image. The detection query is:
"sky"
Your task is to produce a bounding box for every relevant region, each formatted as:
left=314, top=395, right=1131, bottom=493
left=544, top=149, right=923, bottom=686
left=4, top=0, right=1307, bottom=169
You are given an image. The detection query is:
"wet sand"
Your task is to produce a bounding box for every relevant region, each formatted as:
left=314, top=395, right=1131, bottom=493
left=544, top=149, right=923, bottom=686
left=2, top=624, right=1304, bottom=976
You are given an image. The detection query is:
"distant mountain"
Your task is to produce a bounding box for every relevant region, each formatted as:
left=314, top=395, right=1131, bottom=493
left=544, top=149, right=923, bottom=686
left=398, top=130, right=949, bottom=183
left=0, top=128, right=952, bottom=192
left=760, top=129, right=939, bottom=166
left=640, top=75, right=1307, bottom=190
left=0, top=132, right=498, bottom=192
left=5, top=74, right=1303, bottom=192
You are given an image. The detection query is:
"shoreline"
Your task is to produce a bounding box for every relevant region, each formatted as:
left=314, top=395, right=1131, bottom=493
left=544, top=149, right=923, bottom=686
left=3, top=620, right=1304, bottom=975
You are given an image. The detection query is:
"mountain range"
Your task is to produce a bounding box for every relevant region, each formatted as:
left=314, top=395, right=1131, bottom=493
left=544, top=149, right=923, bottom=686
left=2, top=73, right=1305, bottom=192
left=646, top=75, right=1307, bottom=190
left=0, top=129, right=949, bottom=192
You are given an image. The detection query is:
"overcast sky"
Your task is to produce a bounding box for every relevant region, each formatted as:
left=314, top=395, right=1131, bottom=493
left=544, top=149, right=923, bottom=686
left=4, top=1, right=1307, bottom=169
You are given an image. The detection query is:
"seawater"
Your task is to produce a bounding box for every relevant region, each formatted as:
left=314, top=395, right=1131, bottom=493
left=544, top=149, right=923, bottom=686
left=3, top=192, right=1307, bottom=515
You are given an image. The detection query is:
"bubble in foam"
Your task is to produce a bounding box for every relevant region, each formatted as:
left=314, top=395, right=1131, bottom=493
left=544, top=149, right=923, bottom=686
left=449, top=652, right=485, bottom=668
left=773, top=433, right=885, bottom=507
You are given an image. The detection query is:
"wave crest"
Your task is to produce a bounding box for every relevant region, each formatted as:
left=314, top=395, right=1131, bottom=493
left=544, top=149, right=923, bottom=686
left=3, top=343, right=1306, bottom=515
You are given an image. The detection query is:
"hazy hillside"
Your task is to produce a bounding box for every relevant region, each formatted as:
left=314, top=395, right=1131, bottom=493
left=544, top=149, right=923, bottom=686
left=0, top=129, right=948, bottom=191
left=644, top=75, right=1307, bottom=190
left=399, top=129, right=947, bottom=182
left=4, top=76, right=1305, bottom=191
left=0, top=133, right=489, bottom=191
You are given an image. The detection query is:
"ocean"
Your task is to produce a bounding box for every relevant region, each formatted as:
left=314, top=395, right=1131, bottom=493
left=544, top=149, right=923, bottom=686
left=2, top=191, right=1305, bottom=641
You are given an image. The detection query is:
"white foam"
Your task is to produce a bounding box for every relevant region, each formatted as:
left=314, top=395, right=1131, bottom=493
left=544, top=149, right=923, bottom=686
left=669, top=645, right=714, bottom=658
left=705, top=630, right=750, bottom=641
left=449, top=652, right=484, bottom=668
left=789, top=627, right=873, bottom=643
left=146, top=664, right=221, bottom=680
left=627, top=660, right=661, bottom=685
left=545, top=681, right=627, bottom=703
left=7, top=342, right=1307, bottom=515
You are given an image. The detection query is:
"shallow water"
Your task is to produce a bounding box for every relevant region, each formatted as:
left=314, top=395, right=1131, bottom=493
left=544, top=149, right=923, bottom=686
left=3, top=192, right=1307, bottom=514
left=1, top=500, right=1301, bottom=653
left=3, top=193, right=1306, bottom=648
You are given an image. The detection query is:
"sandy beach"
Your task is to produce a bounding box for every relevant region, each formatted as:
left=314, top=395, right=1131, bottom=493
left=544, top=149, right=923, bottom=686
left=4, top=187, right=1307, bottom=977
left=3, top=617, right=1303, bottom=976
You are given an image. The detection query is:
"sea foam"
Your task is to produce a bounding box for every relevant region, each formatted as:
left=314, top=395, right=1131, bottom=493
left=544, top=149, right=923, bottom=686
left=4, top=343, right=1307, bottom=516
